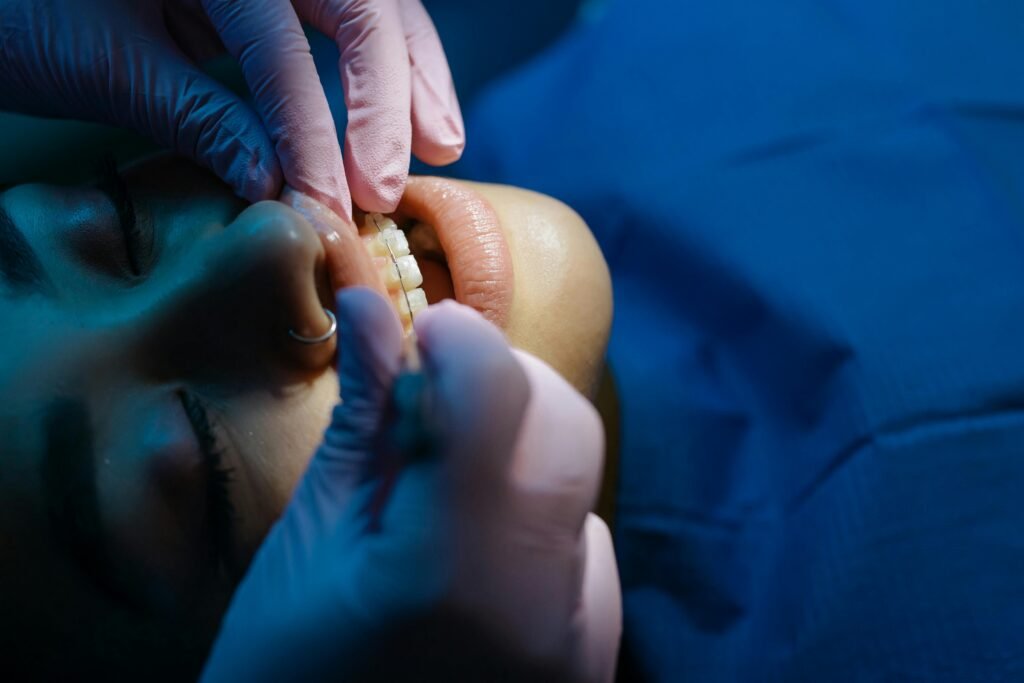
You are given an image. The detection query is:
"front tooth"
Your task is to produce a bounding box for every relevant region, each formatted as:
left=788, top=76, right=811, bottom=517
left=366, top=212, right=398, bottom=232
left=362, top=213, right=410, bottom=258
left=364, top=226, right=410, bottom=258
left=358, top=215, right=429, bottom=327
left=394, top=287, right=428, bottom=322
left=383, top=254, right=424, bottom=290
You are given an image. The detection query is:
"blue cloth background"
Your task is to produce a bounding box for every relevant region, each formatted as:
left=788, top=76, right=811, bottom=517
left=453, top=1, right=1024, bottom=680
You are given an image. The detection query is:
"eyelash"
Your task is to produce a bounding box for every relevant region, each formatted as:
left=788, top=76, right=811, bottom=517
left=97, top=157, right=145, bottom=277
left=178, top=390, right=236, bottom=581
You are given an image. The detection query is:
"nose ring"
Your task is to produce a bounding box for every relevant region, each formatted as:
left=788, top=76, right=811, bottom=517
left=289, top=307, right=337, bottom=344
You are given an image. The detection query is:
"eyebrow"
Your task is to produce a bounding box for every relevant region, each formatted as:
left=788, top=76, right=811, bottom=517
left=41, top=398, right=124, bottom=602
left=0, top=201, right=53, bottom=295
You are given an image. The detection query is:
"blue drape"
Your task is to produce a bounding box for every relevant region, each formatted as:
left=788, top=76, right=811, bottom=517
left=456, top=1, right=1024, bottom=679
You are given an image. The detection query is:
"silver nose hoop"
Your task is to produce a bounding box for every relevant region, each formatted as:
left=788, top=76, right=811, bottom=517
left=289, top=307, right=337, bottom=344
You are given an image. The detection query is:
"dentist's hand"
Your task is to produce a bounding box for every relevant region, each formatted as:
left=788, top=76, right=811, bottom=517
left=200, top=289, right=621, bottom=682
left=0, top=0, right=463, bottom=218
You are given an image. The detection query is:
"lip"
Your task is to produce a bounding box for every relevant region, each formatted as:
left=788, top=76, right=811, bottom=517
left=392, top=176, right=513, bottom=329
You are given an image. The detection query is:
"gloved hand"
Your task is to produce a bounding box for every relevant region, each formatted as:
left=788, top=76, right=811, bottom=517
left=0, top=0, right=463, bottom=218
left=200, top=288, right=621, bottom=682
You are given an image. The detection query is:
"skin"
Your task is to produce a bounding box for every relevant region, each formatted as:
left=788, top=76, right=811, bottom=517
left=0, top=155, right=611, bottom=678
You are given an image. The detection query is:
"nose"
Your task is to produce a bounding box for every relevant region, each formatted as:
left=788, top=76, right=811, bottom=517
left=135, top=201, right=336, bottom=385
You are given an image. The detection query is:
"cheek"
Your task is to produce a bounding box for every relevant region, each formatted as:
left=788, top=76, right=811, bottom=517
left=220, top=372, right=338, bottom=557
left=96, top=394, right=209, bottom=607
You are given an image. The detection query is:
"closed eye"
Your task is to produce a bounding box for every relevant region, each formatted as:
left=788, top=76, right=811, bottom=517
left=179, top=390, right=239, bottom=583
left=96, top=157, right=152, bottom=278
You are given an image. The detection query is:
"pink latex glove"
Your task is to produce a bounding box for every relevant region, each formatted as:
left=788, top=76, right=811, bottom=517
left=201, top=289, right=621, bottom=682
left=0, top=0, right=463, bottom=218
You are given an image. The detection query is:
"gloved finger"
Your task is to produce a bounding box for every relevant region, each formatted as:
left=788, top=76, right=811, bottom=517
left=574, top=514, right=622, bottom=683
left=321, top=287, right=404, bottom=459
left=202, top=0, right=350, bottom=218
left=358, top=299, right=531, bottom=610
left=273, top=287, right=402, bottom=561
left=297, top=288, right=401, bottom=506
left=347, top=447, right=450, bottom=619
left=413, top=299, right=530, bottom=492
left=204, top=288, right=403, bottom=673
left=439, top=349, right=603, bottom=662
left=398, top=0, right=465, bottom=165
left=281, top=187, right=387, bottom=295
left=510, top=349, right=605, bottom=535
left=299, top=0, right=411, bottom=213
left=115, top=47, right=281, bottom=203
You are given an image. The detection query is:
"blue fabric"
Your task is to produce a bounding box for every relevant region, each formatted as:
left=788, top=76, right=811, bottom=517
left=455, top=1, right=1024, bottom=680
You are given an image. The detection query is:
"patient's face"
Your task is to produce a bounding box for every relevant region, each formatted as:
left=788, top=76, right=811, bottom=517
left=0, top=156, right=611, bottom=677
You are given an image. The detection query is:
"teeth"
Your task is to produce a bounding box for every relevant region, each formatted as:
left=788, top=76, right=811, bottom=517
left=367, top=213, right=399, bottom=232
left=359, top=213, right=430, bottom=329
left=394, top=287, right=428, bottom=322
left=383, top=254, right=424, bottom=290
left=362, top=213, right=409, bottom=258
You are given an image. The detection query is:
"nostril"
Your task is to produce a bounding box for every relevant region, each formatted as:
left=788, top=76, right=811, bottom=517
left=210, top=200, right=336, bottom=375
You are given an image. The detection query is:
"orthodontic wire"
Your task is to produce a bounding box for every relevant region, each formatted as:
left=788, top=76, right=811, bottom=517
left=373, top=213, right=417, bottom=325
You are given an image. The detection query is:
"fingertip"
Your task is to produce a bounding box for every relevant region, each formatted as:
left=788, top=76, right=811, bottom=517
left=280, top=164, right=352, bottom=220
left=411, top=102, right=466, bottom=166
left=413, top=299, right=491, bottom=350
left=415, top=301, right=517, bottom=399
left=282, top=188, right=385, bottom=294
left=232, top=121, right=284, bottom=200
left=414, top=299, right=495, bottom=359
left=344, top=145, right=409, bottom=213
left=334, top=286, right=404, bottom=396
left=335, top=286, right=400, bottom=341
left=415, top=300, right=529, bottom=444
left=412, top=296, right=465, bottom=323
left=411, top=134, right=465, bottom=167
left=400, top=0, right=465, bottom=167
left=342, top=97, right=411, bottom=213
left=367, top=175, right=407, bottom=214
left=283, top=187, right=354, bottom=234
left=579, top=513, right=623, bottom=683
left=204, top=0, right=351, bottom=217
left=234, top=155, right=283, bottom=203
left=162, top=64, right=283, bottom=203
left=335, top=286, right=369, bottom=320
left=330, top=0, right=411, bottom=213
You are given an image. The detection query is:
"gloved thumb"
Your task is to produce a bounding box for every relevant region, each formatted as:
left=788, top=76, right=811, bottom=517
left=414, top=299, right=530, bottom=492
left=299, top=288, right=404, bottom=521
left=200, top=289, right=404, bottom=682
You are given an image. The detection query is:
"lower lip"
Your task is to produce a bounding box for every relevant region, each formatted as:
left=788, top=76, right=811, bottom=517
left=396, top=177, right=513, bottom=329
